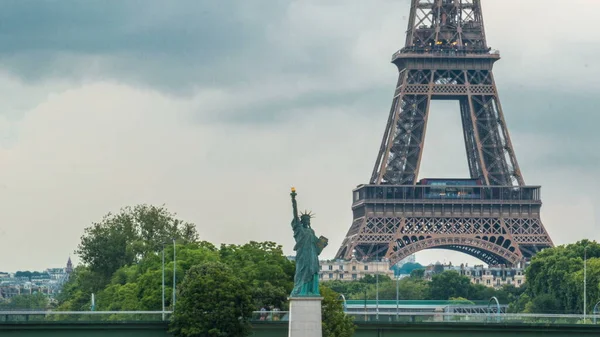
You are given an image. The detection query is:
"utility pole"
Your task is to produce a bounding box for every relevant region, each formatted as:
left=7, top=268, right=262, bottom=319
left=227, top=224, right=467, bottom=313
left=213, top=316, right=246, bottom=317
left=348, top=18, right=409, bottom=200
left=376, top=256, right=379, bottom=321
left=396, top=275, right=399, bottom=321
left=363, top=288, right=367, bottom=322
left=584, top=246, right=588, bottom=321
left=173, top=238, right=177, bottom=312
left=162, top=243, right=165, bottom=320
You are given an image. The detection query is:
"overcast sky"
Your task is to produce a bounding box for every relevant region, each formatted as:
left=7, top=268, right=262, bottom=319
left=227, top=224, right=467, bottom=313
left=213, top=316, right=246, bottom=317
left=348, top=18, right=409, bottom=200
left=0, top=0, right=597, bottom=272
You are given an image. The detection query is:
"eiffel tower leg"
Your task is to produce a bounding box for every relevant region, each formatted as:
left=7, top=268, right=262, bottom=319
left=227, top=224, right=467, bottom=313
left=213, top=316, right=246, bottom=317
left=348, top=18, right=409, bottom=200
left=460, top=97, right=484, bottom=180
left=371, top=69, right=432, bottom=185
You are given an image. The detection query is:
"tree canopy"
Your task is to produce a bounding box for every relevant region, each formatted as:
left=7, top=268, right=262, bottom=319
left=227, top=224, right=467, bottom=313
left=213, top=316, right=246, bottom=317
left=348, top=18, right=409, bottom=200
left=170, top=262, right=253, bottom=337
left=429, top=271, right=471, bottom=299
left=76, top=204, right=198, bottom=281
left=14, top=271, right=49, bottom=280
left=0, top=293, right=49, bottom=310
left=321, top=270, right=525, bottom=303
left=393, top=262, right=424, bottom=276
left=320, top=286, right=355, bottom=337
left=58, top=240, right=295, bottom=314
left=524, top=240, right=600, bottom=314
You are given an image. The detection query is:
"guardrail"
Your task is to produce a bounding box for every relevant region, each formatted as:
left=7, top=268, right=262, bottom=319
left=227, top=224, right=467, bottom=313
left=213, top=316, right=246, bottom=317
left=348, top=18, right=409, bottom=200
left=1, top=310, right=599, bottom=325
left=0, top=311, right=172, bottom=322
left=251, top=311, right=289, bottom=321
left=346, top=311, right=600, bottom=325
left=392, top=49, right=501, bottom=61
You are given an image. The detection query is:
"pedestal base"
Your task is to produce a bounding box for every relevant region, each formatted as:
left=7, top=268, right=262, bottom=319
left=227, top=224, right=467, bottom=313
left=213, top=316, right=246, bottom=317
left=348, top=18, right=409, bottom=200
left=288, top=296, right=322, bottom=337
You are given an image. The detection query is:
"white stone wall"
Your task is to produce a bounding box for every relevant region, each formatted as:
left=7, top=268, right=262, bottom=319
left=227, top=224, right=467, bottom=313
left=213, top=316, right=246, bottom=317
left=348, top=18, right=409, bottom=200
left=318, top=258, right=394, bottom=282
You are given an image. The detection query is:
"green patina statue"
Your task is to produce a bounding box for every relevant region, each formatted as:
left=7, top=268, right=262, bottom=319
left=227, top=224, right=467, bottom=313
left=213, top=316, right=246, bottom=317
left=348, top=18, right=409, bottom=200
left=289, top=187, right=328, bottom=297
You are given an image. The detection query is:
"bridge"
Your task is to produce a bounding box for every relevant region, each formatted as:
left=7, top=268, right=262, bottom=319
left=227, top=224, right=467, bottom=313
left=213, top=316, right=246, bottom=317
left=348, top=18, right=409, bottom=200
left=1, top=311, right=600, bottom=336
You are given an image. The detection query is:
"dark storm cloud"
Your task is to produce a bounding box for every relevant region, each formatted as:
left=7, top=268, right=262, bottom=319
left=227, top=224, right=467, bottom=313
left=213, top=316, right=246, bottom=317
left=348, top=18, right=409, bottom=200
left=1, top=0, right=597, bottom=134
left=0, top=0, right=293, bottom=90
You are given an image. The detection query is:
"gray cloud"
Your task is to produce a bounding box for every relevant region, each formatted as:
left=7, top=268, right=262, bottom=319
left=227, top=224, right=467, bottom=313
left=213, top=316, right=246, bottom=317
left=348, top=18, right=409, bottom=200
left=0, top=0, right=290, bottom=90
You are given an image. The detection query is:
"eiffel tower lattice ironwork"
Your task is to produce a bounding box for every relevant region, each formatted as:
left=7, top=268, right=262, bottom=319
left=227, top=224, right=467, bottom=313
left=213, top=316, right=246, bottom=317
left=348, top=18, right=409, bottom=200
left=335, top=0, right=554, bottom=266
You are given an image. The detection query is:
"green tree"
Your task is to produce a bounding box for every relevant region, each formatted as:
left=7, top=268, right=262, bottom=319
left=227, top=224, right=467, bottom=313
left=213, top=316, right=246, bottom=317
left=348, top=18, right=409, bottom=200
left=395, top=262, right=424, bottom=276
left=56, top=266, right=107, bottom=311
left=524, top=293, right=560, bottom=314
left=359, top=274, right=393, bottom=285
left=0, top=293, right=48, bottom=310
left=468, top=283, right=497, bottom=301
left=76, top=204, right=198, bottom=281
left=170, top=262, right=253, bottom=337
left=59, top=240, right=292, bottom=313
left=397, top=278, right=430, bottom=300
left=322, top=280, right=368, bottom=299
left=432, top=263, right=444, bottom=274
left=355, top=277, right=429, bottom=300
left=428, top=271, right=471, bottom=300
left=95, top=242, right=220, bottom=312
left=321, top=286, right=356, bottom=337
left=219, top=241, right=294, bottom=309
left=449, top=297, right=475, bottom=305
left=508, top=293, right=531, bottom=313
left=526, top=240, right=600, bottom=313
left=14, top=271, right=47, bottom=280
left=410, top=269, right=425, bottom=279
left=564, top=258, right=600, bottom=314
left=494, top=284, right=527, bottom=304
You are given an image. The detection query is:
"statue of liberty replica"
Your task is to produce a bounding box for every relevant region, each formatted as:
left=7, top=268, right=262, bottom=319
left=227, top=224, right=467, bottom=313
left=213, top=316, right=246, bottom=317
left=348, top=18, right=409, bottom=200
left=290, top=187, right=328, bottom=296
left=288, top=187, right=328, bottom=337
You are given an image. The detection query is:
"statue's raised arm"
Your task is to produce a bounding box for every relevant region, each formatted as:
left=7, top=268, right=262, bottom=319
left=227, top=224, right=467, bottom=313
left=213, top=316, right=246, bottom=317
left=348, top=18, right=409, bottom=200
left=291, top=187, right=299, bottom=223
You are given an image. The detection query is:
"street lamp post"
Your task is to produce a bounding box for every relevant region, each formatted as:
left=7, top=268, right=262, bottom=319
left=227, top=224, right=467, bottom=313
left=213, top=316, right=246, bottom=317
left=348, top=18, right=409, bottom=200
left=339, top=294, right=347, bottom=312
left=396, top=276, right=399, bottom=321
left=162, top=243, right=165, bottom=321
left=173, top=238, right=177, bottom=312
left=584, top=246, right=589, bottom=322
left=363, top=288, right=367, bottom=322
left=593, top=301, right=600, bottom=324
left=375, top=259, right=379, bottom=321
left=487, top=296, right=500, bottom=322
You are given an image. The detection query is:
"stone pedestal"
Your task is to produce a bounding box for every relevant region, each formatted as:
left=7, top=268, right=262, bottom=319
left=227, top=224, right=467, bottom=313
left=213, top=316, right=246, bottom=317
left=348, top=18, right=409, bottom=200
left=288, top=297, right=322, bottom=337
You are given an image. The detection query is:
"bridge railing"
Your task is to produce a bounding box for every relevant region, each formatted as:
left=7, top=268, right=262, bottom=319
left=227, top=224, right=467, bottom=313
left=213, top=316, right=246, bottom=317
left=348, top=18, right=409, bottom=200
left=1, top=310, right=599, bottom=325
left=346, top=311, right=600, bottom=325
left=251, top=311, right=289, bottom=322
left=0, top=311, right=172, bottom=322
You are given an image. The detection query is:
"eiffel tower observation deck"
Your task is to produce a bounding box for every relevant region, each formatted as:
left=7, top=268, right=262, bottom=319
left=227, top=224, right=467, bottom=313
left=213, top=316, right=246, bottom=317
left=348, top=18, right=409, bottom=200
left=335, top=0, right=554, bottom=266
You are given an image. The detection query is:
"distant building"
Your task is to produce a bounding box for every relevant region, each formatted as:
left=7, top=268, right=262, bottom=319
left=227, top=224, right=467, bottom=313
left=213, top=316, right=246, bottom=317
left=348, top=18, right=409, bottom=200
left=425, top=263, right=525, bottom=289
left=391, top=254, right=419, bottom=276
left=318, top=257, right=394, bottom=282
left=0, top=257, right=74, bottom=299
left=398, top=254, right=416, bottom=265
left=66, top=257, right=73, bottom=274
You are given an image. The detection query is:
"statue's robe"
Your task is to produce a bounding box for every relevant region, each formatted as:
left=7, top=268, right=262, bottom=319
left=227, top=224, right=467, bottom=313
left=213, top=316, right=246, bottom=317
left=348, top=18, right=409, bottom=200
left=290, top=218, right=320, bottom=297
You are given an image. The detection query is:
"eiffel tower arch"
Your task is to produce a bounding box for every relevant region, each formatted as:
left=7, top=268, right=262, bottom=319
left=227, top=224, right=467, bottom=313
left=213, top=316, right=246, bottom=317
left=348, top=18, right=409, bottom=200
left=336, top=0, right=554, bottom=266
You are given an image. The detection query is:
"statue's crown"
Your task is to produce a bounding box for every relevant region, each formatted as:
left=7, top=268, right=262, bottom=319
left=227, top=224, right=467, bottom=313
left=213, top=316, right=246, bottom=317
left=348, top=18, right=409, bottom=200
left=300, top=210, right=315, bottom=219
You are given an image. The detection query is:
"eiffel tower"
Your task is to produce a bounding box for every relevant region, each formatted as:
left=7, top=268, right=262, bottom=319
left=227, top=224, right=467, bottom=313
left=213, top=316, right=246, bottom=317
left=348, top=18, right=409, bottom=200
left=336, top=0, right=554, bottom=266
